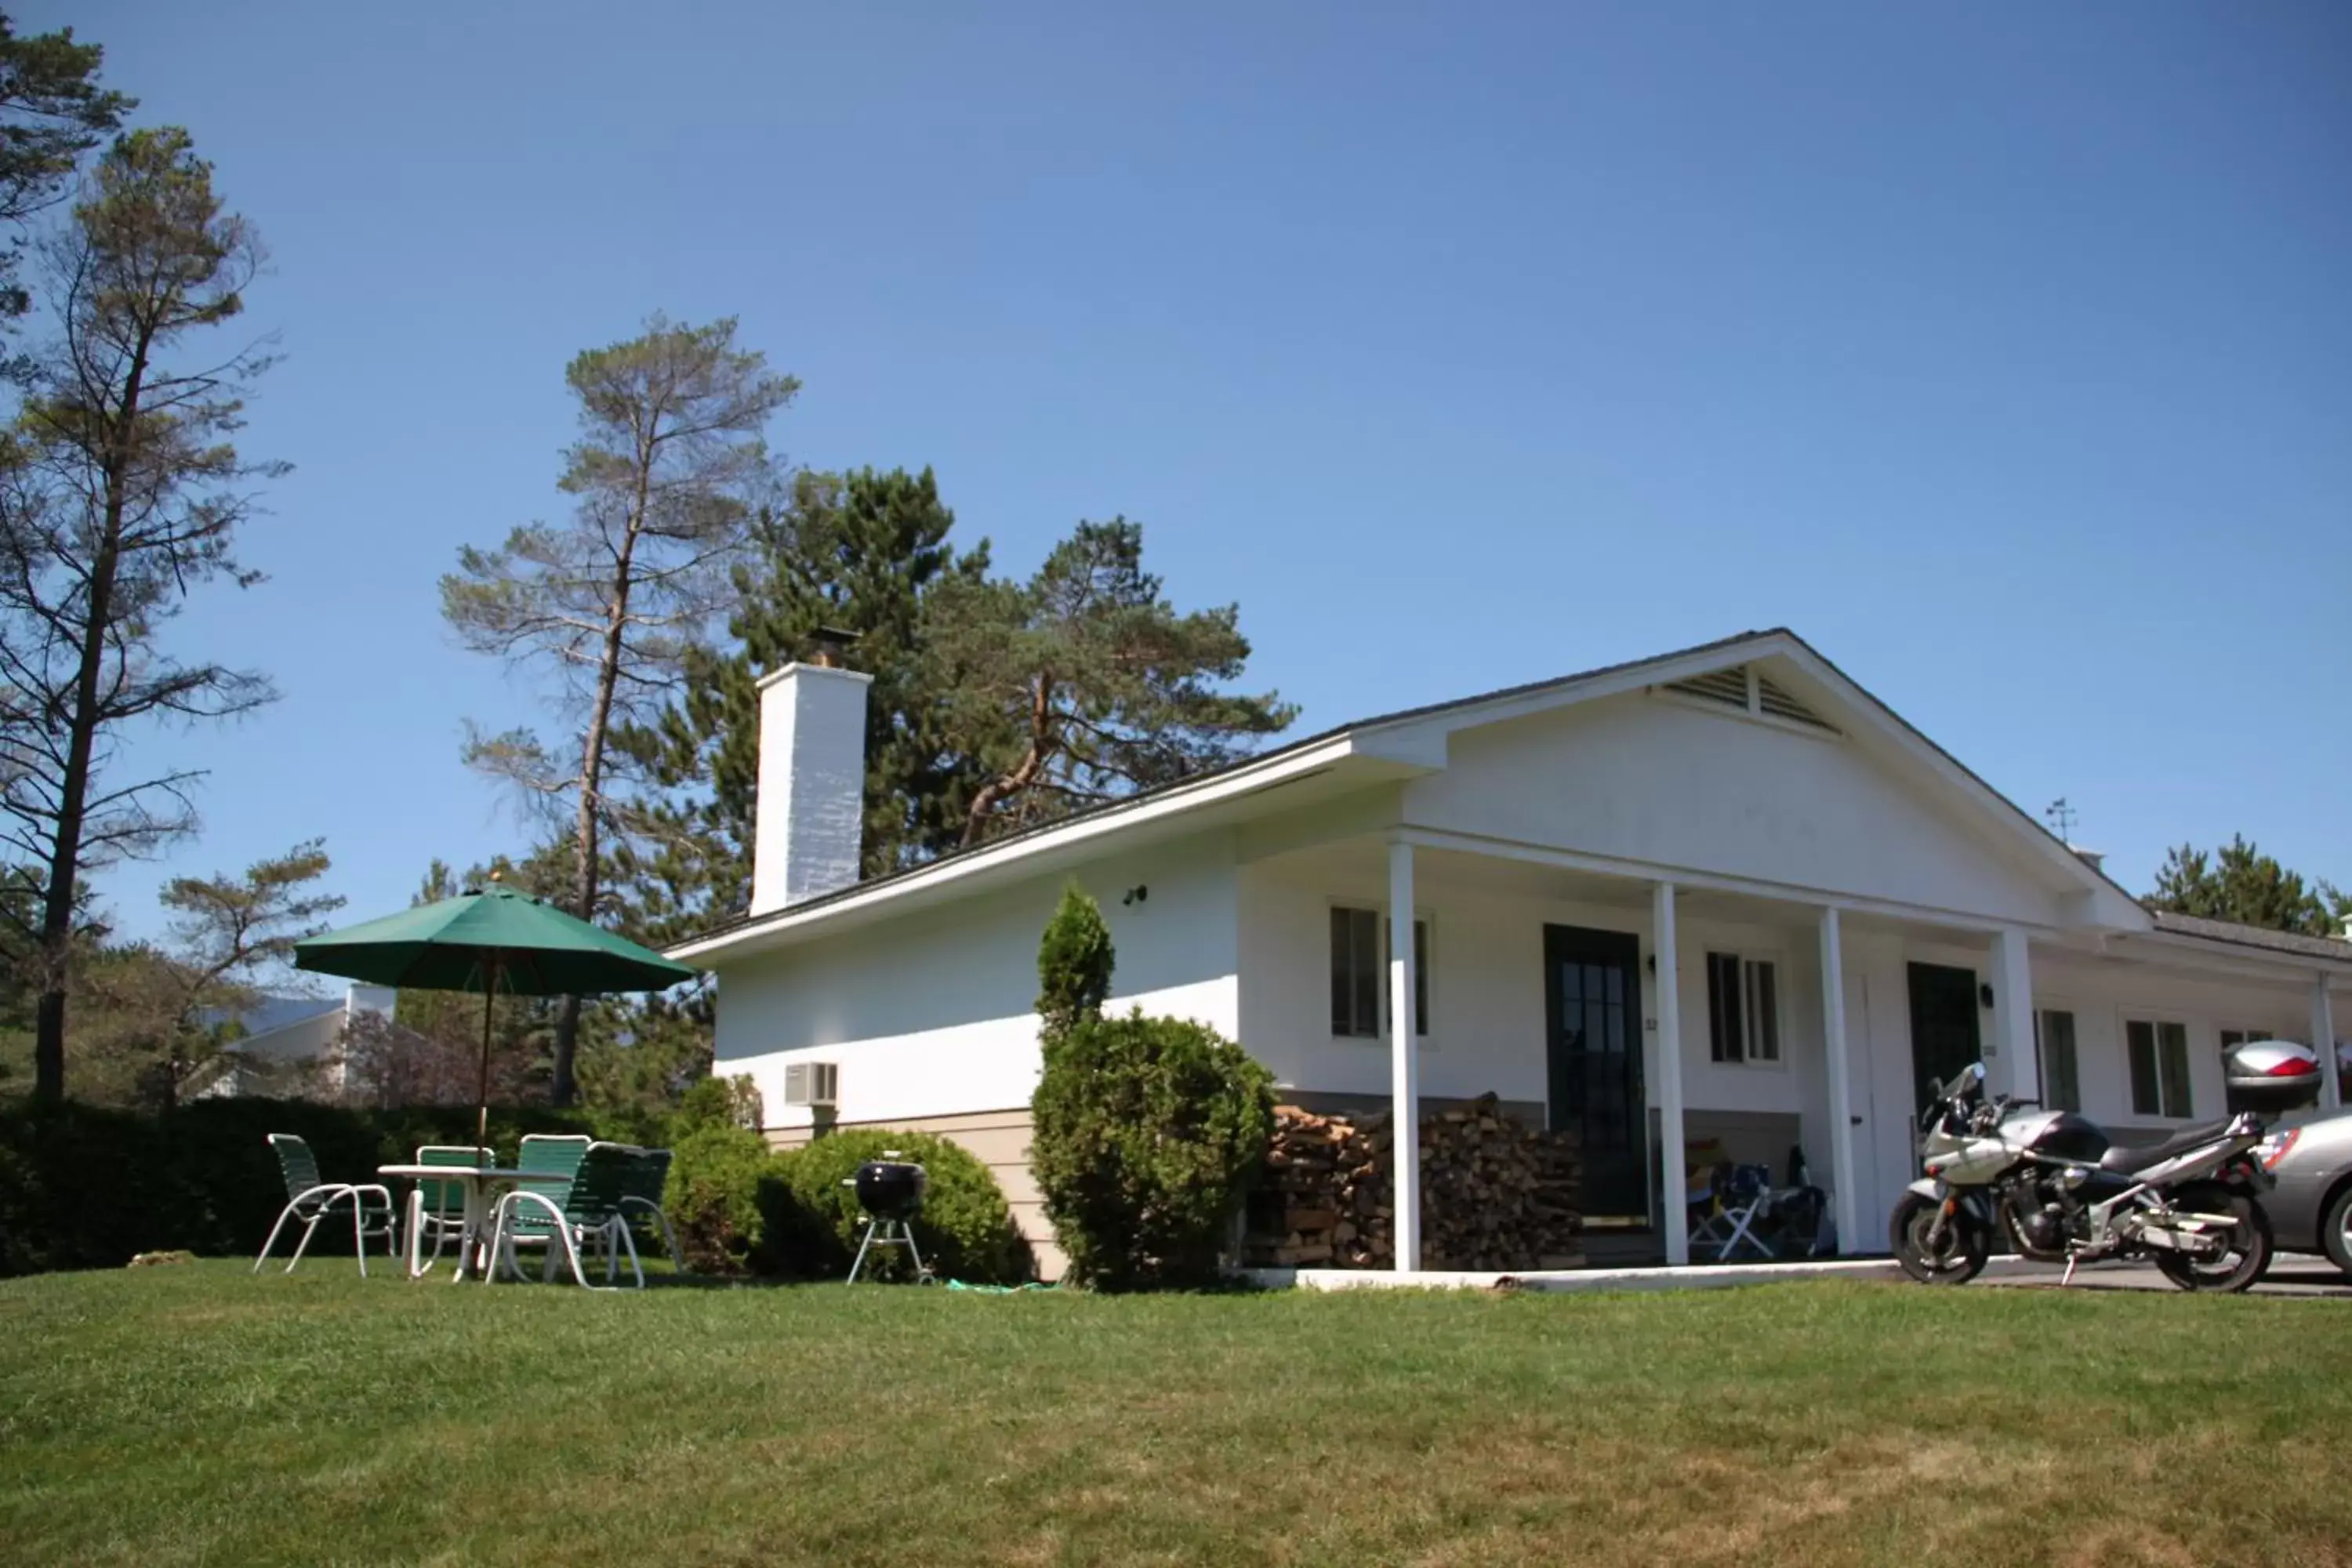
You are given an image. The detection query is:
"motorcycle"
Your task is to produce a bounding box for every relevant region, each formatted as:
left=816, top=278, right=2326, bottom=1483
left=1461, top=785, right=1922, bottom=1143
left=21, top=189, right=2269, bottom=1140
left=1889, top=1062, right=2274, bottom=1292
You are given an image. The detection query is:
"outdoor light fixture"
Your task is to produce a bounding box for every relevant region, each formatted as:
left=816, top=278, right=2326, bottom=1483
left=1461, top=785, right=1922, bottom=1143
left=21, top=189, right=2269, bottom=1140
left=1122, top=884, right=1149, bottom=906
left=1980, top=982, right=1995, bottom=1008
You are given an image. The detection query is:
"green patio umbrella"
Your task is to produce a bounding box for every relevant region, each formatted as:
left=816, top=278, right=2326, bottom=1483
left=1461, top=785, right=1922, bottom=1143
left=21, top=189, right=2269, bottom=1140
left=292, top=875, right=697, bottom=1149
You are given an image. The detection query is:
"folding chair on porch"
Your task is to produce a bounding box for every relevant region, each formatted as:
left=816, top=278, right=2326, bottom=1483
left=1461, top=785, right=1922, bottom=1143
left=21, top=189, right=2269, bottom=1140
left=1687, top=1156, right=1777, bottom=1262
left=1707, top=1164, right=1778, bottom=1261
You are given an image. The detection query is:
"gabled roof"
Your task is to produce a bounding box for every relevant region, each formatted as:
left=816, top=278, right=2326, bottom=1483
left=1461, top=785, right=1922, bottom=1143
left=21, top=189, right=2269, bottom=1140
left=672, top=627, right=2169, bottom=963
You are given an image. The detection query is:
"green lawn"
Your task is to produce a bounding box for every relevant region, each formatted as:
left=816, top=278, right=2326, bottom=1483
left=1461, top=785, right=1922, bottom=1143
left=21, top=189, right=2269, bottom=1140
left=2, top=1262, right=2348, bottom=1566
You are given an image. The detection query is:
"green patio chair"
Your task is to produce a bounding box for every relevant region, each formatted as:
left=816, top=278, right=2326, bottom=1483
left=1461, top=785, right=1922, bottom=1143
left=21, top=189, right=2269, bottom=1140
left=488, top=1139, right=644, bottom=1289
left=404, top=1145, right=489, bottom=1277
left=252, top=1133, right=398, bottom=1277
left=616, top=1146, right=681, bottom=1271
left=483, top=1132, right=592, bottom=1272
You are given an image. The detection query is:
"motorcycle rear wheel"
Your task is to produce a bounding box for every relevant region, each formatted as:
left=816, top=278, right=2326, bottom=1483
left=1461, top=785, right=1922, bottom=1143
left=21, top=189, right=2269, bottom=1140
left=1890, top=1193, right=1988, bottom=1285
left=2151, top=1182, right=2270, bottom=1294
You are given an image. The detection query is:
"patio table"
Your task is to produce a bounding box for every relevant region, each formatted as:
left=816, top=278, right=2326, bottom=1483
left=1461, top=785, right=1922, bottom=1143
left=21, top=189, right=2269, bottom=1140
left=378, top=1163, right=575, bottom=1283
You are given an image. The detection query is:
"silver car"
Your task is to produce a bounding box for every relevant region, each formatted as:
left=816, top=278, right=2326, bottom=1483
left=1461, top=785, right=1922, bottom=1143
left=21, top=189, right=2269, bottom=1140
left=2255, top=1106, right=2352, bottom=1276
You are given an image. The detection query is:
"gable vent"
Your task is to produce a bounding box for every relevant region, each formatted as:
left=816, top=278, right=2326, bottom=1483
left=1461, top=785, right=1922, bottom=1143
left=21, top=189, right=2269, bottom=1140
left=1755, top=673, right=1837, bottom=732
left=1663, top=666, right=1751, bottom=709
left=1660, top=663, right=1840, bottom=735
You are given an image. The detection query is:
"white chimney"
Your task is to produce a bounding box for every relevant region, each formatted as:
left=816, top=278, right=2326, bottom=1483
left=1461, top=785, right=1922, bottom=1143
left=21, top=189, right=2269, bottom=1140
left=751, top=656, right=872, bottom=916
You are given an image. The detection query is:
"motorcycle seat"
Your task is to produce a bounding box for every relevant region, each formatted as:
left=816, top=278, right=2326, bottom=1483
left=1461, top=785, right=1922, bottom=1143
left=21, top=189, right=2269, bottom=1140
left=2097, top=1119, right=2238, bottom=1175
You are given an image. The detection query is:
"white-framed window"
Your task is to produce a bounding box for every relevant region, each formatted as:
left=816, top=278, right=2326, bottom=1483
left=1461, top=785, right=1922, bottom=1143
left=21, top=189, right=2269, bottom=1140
left=2125, top=1018, right=2193, bottom=1120
left=1329, top=906, right=1428, bottom=1038
left=1704, top=952, right=1780, bottom=1064
left=2034, top=1009, right=2081, bottom=1112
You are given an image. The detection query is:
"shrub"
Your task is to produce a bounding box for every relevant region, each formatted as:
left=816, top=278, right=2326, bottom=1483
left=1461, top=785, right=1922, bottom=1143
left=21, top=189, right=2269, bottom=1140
left=670, top=1073, right=762, bottom=1138
left=1030, top=1010, right=1274, bottom=1290
left=768, top=1128, right=1029, bottom=1284
left=1035, top=884, right=1114, bottom=1050
left=662, top=1122, right=785, bottom=1277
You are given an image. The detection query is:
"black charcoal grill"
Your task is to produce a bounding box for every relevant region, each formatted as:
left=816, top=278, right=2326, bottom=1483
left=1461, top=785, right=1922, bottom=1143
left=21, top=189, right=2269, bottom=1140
left=855, top=1159, right=927, bottom=1221
left=844, top=1152, right=931, bottom=1282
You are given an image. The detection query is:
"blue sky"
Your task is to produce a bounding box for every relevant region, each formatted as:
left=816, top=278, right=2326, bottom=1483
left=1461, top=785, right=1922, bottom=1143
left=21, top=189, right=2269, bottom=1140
left=23, top=2, right=2351, bottom=945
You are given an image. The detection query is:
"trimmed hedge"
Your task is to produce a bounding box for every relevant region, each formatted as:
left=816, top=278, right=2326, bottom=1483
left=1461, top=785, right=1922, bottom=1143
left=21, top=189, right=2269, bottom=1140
left=0, top=1097, right=604, bottom=1276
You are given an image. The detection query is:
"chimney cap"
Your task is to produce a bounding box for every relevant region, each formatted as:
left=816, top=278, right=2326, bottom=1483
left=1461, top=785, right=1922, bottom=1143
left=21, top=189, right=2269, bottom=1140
left=807, top=626, right=861, bottom=668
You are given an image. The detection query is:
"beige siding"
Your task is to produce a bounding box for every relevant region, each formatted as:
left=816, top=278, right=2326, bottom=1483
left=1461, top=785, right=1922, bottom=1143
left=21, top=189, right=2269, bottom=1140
left=767, top=1107, right=1064, bottom=1280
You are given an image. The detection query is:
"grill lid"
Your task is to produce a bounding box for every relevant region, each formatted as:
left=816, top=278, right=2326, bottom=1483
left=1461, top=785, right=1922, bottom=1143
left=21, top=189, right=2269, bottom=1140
left=854, top=1158, right=927, bottom=1220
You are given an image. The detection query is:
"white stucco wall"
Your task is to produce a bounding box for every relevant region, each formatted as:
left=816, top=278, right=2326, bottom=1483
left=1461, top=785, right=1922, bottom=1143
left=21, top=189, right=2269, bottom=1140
left=713, top=835, right=1240, bottom=1129
left=1236, top=855, right=1835, bottom=1145
left=1401, top=692, right=2069, bottom=927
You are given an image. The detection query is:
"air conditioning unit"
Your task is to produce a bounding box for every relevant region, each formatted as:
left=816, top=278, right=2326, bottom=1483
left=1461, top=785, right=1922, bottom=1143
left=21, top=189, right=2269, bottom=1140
left=782, top=1061, right=839, bottom=1109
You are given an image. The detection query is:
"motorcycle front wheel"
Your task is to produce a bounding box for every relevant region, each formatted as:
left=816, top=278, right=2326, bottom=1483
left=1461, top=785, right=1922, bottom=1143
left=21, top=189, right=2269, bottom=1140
left=1889, top=1192, right=1989, bottom=1285
left=2152, top=1181, right=2270, bottom=1294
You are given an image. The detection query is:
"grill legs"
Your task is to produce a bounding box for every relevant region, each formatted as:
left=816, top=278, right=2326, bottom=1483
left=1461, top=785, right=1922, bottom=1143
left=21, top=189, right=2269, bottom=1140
left=848, top=1215, right=927, bottom=1283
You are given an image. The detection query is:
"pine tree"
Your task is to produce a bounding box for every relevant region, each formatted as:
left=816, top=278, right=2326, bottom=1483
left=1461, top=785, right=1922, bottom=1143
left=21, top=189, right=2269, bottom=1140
left=0, top=128, right=282, bottom=1102
left=0, top=14, right=130, bottom=321
left=924, top=518, right=1295, bottom=847
left=2147, top=836, right=2347, bottom=938
left=611, top=465, right=989, bottom=942
left=442, top=314, right=794, bottom=1103
left=1035, top=883, right=1114, bottom=1054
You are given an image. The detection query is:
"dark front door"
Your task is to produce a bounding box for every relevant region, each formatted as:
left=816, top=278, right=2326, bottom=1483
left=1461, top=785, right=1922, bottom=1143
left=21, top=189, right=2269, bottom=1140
left=1544, top=924, right=1646, bottom=1225
left=1907, top=962, right=1983, bottom=1112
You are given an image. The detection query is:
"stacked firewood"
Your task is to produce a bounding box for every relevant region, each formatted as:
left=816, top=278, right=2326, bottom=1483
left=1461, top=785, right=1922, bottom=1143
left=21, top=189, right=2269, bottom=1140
left=1245, top=1093, right=1585, bottom=1271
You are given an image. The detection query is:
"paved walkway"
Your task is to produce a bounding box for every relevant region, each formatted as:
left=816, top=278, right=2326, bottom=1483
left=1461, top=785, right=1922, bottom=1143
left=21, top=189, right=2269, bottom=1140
left=1246, top=1255, right=2352, bottom=1297
left=1984, top=1256, right=2352, bottom=1298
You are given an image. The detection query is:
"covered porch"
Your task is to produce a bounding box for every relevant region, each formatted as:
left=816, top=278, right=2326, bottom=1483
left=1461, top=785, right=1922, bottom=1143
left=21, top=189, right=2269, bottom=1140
left=1234, top=829, right=2347, bottom=1273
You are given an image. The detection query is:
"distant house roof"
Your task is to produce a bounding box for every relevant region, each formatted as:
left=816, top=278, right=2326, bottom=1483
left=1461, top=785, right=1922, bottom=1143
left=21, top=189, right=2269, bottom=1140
left=2147, top=910, right=2352, bottom=967
left=201, top=993, right=343, bottom=1040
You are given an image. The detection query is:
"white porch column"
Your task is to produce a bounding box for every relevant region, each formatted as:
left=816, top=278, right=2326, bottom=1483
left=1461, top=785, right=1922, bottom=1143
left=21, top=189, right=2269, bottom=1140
left=1817, top=906, right=1859, bottom=1256
left=1987, top=927, right=2034, bottom=1102
left=1653, top=880, right=1689, bottom=1266
left=2314, top=977, right=2341, bottom=1111
left=1387, top=840, right=1421, bottom=1272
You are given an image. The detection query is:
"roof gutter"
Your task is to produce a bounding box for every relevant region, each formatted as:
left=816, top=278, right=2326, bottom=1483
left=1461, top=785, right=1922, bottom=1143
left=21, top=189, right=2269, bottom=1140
left=668, top=735, right=1381, bottom=964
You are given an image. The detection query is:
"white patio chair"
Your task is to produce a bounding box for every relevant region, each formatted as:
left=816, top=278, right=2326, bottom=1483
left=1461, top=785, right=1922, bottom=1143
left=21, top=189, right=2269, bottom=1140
left=252, top=1133, right=398, bottom=1276
left=486, top=1141, right=644, bottom=1290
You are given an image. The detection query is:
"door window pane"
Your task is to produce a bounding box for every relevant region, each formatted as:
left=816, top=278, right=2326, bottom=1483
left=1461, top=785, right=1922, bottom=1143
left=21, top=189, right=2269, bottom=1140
left=2157, top=1022, right=2192, bottom=1118
left=1329, top=908, right=1356, bottom=1036
left=1707, top=952, right=1742, bottom=1062
left=1328, top=906, right=1428, bottom=1038
left=1748, top=960, right=1780, bottom=1062
left=2037, top=1010, right=2081, bottom=1112
left=1708, top=952, right=1777, bottom=1063
left=2126, top=1018, right=2192, bottom=1117
left=1353, top=911, right=1380, bottom=1035
left=2127, top=1020, right=2161, bottom=1116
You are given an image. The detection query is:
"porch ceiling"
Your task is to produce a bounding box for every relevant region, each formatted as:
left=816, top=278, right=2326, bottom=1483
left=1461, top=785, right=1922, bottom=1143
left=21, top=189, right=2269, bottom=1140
left=1258, top=835, right=2007, bottom=948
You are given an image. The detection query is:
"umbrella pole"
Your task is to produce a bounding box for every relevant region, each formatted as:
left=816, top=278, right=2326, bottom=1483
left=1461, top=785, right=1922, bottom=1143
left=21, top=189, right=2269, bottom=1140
left=476, top=954, right=499, bottom=1155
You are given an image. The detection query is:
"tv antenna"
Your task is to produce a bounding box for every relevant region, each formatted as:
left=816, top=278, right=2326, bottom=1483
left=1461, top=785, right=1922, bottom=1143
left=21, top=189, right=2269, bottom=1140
left=2044, top=797, right=2078, bottom=844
